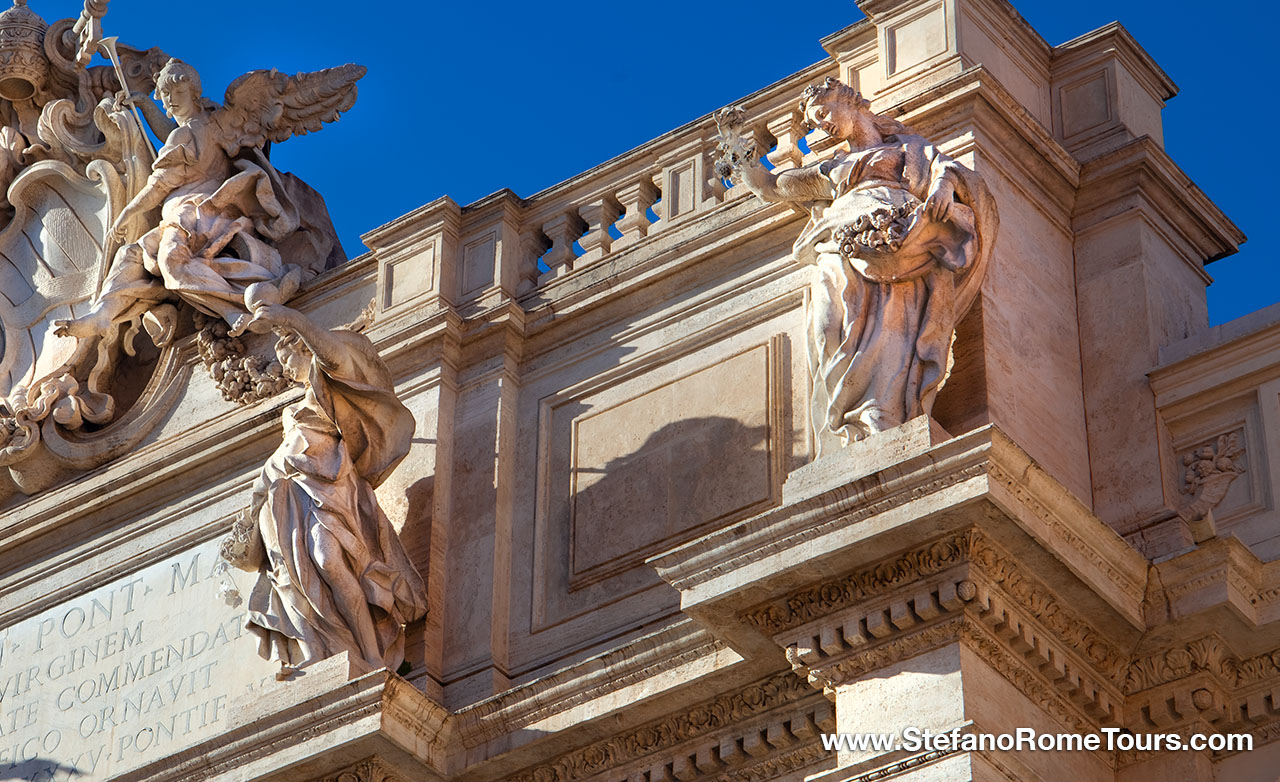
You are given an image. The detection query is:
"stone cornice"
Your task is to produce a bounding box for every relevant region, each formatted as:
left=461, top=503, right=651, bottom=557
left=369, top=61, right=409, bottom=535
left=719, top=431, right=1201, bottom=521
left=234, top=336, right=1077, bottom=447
left=774, top=529, right=1126, bottom=679
left=715, top=740, right=831, bottom=782
left=795, top=614, right=1108, bottom=735
left=1073, top=136, right=1244, bottom=266
left=1051, top=21, right=1178, bottom=103
left=453, top=621, right=724, bottom=751
left=503, top=670, right=822, bottom=782
left=361, top=195, right=463, bottom=253
left=642, top=422, right=1278, bottom=741
left=319, top=757, right=411, bottom=782
left=1150, top=314, right=1280, bottom=413
left=818, top=18, right=875, bottom=59
left=982, top=433, right=1148, bottom=613
left=1122, top=634, right=1280, bottom=695
left=764, top=529, right=1130, bottom=728
left=956, top=618, right=1106, bottom=733
left=118, top=665, right=449, bottom=782
left=841, top=747, right=959, bottom=781
left=1147, top=536, right=1280, bottom=651
left=740, top=531, right=973, bottom=634
left=649, top=426, right=1147, bottom=633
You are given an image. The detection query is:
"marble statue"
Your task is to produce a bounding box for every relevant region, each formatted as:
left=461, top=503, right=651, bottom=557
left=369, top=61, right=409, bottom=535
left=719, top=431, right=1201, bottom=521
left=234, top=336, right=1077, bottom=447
left=55, top=57, right=364, bottom=344
left=219, top=294, right=428, bottom=678
left=715, top=77, right=997, bottom=454
left=0, top=0, right=172, bottom=493
left=0, top=2, right=359, bottom=496
left=0, top=0, right=166, bottom=226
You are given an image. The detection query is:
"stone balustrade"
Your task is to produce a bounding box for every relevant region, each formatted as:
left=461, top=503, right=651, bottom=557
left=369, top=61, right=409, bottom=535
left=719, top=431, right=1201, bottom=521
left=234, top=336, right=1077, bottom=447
left=363, top=62, right=835, bottom=314
left=517, top=97, right=815, bottom=290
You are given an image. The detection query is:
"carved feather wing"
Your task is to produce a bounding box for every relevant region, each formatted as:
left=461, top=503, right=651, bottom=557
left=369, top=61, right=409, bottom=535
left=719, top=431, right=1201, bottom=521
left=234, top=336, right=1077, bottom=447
left=213, top=64, right=366, bottom=155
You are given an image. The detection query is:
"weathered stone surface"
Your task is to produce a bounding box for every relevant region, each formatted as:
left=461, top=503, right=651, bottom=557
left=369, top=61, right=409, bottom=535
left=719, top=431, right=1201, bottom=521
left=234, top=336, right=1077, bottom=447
left=1, top=1, right=1276, bottom=781
left=0, top=538, right=277, bottom=780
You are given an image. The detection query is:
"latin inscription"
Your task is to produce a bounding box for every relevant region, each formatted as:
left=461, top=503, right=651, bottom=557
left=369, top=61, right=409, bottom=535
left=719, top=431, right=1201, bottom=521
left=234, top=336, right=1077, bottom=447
left=0, top=539, right=278, bottom=780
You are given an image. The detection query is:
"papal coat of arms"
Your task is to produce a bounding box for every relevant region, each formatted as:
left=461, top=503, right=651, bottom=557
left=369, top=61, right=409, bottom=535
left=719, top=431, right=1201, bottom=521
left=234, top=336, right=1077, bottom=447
left=0, top=0, right=361, bottom=500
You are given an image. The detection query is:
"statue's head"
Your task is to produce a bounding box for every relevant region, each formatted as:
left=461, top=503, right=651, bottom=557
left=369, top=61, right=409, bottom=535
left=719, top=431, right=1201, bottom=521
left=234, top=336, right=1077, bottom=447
left=154, top=58, right=204, bottom=123
left=273, top=331, right=312, bottom=384
left=799, top=77, right=909, bottom=146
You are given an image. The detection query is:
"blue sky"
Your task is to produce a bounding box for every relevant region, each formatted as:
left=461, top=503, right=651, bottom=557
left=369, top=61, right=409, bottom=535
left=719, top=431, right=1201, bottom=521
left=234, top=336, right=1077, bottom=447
left=30, top=0, right=1274, bottom=326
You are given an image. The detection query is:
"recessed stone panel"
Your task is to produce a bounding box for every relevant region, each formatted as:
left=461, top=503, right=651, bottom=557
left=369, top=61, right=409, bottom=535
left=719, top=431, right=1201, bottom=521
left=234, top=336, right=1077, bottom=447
left=382, top=244, right=436, bottom=308
left=569, top=345, right=774, bottom=587
left=462, top=233, right=496, bottom=295
left=1060, top=71, right=1112, bottom=139
left=886, top=3, right=948, bottom=76
left=0, top=539, right=278, bottom=780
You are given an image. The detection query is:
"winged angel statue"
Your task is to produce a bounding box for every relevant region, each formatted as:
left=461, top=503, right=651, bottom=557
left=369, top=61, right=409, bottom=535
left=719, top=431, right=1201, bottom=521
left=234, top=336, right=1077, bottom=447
left=0, top=1, right=361, bottom=498
left=56, top=58, right=363, bottom=342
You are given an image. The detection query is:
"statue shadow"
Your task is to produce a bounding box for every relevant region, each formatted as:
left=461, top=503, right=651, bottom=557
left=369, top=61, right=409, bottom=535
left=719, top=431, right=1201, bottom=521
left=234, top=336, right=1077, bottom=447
left=1, top=758, right=82, bottom=781
left=567, top=414, right=774, bottom=581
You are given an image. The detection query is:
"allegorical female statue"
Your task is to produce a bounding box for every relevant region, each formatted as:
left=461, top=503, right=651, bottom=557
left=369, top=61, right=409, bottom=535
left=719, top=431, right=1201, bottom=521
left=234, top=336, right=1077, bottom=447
left=220, top=294, right=427, bottom=678
left=716, top=78, right=997, bottom=454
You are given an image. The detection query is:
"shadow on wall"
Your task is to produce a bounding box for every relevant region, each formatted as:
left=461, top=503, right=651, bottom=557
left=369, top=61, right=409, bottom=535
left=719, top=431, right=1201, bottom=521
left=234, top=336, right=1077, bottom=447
left=1, top=758, right=83, bottom=781
left=398, top=472, right=433, bottom=669
left=568, top=415, right=774, bottom=583
left=931, top=300, right=988, bottom=437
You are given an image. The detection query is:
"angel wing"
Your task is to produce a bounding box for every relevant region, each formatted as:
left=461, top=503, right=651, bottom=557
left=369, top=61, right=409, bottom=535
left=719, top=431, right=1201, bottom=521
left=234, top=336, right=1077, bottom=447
left=211, top=64, right=367, bottom=156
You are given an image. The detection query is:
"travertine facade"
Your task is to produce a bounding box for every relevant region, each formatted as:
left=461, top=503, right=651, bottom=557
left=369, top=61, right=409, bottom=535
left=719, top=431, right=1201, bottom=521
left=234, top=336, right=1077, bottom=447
left=1, top=0, right=1277, bottom=780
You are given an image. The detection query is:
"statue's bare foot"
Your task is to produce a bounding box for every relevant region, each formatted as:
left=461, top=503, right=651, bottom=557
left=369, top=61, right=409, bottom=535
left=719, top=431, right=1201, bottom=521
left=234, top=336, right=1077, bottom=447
left=53, top=311, right=111, bottom=339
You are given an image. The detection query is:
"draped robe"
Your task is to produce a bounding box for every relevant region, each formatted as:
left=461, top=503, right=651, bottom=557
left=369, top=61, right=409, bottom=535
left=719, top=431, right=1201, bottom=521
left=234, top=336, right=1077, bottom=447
left=244, top=329, right=428, bottom=671
left=790, top=133, right=996, bottom=451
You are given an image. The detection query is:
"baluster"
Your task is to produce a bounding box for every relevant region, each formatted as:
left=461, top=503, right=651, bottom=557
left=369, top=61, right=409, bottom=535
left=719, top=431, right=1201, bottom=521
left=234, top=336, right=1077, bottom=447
left=576, top=195, right=623, bottom=265
left=645, top=171, right=665, bottom=234
left=613, top=179, right=659, bottom=251
left=539, top=211, right=587, bottom=279
left=767, top=109, right=806, bottom=171
left=517, top=227, right=550, bottom=294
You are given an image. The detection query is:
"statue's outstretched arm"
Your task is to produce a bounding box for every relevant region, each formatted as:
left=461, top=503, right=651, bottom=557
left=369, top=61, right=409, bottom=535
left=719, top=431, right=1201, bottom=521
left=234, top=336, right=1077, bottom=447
left=731, top=157, right=834, bottom=203
left=107, top=127, right=195, bottom=240
left=768, top=163, right=835, bottom=202
left=109, top=177, right=166, bottom=241
left=254, top=304, right=355, bottom=377
left=712, top=107, right=834, bottom=204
